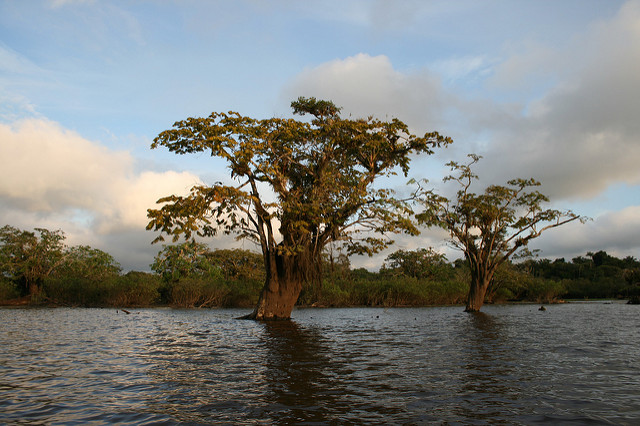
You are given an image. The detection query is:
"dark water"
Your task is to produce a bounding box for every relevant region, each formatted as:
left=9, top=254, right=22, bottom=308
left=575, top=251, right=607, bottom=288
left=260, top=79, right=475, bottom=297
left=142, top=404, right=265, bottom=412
left=1, top=303, right=639, bottom=425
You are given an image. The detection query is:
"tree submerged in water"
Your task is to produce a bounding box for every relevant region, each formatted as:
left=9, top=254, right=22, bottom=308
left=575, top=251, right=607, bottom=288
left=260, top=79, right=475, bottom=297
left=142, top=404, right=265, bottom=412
left=416, top=154, right=586, bottom=312
left=147, top=97, right=451, bottom=320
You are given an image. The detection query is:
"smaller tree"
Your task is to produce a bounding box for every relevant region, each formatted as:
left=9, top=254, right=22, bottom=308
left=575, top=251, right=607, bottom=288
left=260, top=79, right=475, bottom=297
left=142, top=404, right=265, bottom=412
left=416, top=154, right=585, bottom=312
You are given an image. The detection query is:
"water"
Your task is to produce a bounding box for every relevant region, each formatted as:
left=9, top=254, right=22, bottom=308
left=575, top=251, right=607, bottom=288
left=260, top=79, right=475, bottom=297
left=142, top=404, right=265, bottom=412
left=1, top=303, right=639, bottom=424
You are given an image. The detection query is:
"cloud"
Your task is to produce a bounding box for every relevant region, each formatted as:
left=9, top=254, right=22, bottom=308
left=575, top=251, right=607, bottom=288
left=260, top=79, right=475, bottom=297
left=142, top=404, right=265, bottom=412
left=0, top=119, right=201, bottom=268
left=280, top=2, right=640, bottom=263
left=431, top=55, right=495, bottom=87
left=0, top=44, right=47, bottom=121
left=284, top=1, right=640, bottom=203
left=0, top=43, right=41, bottom=76
left=473, top=1, right=640, bottom=199
left=0, top=119, right=131, bottom=212
left=530, top=205, right=640, bottom=261
left=283, top=53, right=451, bottom=135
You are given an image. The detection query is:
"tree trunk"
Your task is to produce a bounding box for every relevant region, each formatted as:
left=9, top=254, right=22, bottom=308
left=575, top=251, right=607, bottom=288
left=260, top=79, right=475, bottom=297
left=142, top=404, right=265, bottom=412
left=242, top=252, right=305, bottom=320
left=246, top=276, right=302, bottom=320
left=465, top=272, right=491, bottom=312
left=28, top=281, right=40, bottom=297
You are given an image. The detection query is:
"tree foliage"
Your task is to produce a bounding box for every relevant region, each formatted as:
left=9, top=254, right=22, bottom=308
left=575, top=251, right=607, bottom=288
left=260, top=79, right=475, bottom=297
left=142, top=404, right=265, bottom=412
left=416, top=154, right=584, bottom=311
left=207, top=248, right=264, bottom=282
left=0, top=225, right=124, bottom=302
left=381, top=247, right=452, bottom=281
left=53, top=245, right=121, bottom=281
left=151, top=241, right=220, bottom=282
left=1, top=222, right=637, bottom=307
left=147, top=97, right=451, bottom=319
left=0, top=225, right=66, bottom=295
left=522, top=250, right=640, bottom=300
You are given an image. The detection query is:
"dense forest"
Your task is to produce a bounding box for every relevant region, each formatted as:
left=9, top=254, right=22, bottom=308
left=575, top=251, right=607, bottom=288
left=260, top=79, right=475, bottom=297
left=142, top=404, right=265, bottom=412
left=1, top=225, right=639, bottom=308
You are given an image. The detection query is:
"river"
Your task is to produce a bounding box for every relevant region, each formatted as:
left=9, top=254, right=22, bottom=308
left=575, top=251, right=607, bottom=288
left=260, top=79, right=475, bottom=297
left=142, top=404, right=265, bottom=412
left=1, top=302, right=638, bottom=424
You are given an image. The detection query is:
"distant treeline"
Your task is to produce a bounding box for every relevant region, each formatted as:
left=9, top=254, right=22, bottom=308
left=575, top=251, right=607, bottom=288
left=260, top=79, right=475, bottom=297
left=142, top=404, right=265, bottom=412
left=1, top=225, right=639, bottom=308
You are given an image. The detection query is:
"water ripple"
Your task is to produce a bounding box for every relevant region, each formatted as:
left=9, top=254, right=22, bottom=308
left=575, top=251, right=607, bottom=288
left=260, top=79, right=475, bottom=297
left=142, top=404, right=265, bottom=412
left=1, top=303, right=639, bottom=424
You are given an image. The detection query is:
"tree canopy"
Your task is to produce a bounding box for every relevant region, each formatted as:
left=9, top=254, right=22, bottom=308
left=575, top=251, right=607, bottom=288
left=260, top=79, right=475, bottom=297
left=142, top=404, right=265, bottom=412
left=151, top=241, right=220, bottom=282
left=0, top=225, right=66, bottom=295
left=381, top=247, right=452, bottom=281
left=147, top=97, right=451, bottom=319
left=0, top=225, right=121, bottom=299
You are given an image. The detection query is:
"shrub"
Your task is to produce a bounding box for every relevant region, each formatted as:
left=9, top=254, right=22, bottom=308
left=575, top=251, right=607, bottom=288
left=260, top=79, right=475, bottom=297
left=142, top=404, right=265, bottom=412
left=106, top=272, right=161, bottom=307
left=43, top=277, right=103, bottom=306
left=316, top=279, right=351, bottom=306
left=525, top=278, right=566, bottom=303
left=320, top=273, right=468, bottom=307
left=0, top=279, right=19, bottom=302
left=166, top=277, right=230, bottom=308
left=222, top=278, right=262, bottom=307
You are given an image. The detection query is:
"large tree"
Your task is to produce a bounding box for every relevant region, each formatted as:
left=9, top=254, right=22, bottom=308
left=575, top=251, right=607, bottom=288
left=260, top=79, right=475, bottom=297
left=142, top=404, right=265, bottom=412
left=416, top=154, right=584, bottom=312
left=147, top=97, right=450, bottom=319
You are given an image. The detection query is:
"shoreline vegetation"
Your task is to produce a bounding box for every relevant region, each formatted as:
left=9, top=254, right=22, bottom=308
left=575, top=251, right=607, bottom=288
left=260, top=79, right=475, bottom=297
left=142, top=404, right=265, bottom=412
left=1, top=229, right=639, bottom=308
left=0, top=298, right=631, bottom=309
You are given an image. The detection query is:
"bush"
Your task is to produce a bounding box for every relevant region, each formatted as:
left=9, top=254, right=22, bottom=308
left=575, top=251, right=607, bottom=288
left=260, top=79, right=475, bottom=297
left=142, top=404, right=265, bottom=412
left=222, top=278, right=262, bottom=307
left=0, top=279, right=19, bottom=302
left=421, top=279, right=468, bottom=305
left=525, top=278, right=566, bottom=303
left=106, top=272, right=161, bottom=307
left=41, top=272, right=161, bottom=307
left=43, top=277, right=104, bottom=306
left=316, top=279, right=351, bottom=306
left=315, top=273, right=468, bottom=307
left=166, top=277, right=230, bottom=308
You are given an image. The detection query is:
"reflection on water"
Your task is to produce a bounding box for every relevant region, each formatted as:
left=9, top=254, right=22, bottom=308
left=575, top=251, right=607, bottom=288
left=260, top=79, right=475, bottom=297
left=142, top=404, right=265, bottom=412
left=1, top=303, right=639, bottom=424
left=261, top=321, right=338, bottom=424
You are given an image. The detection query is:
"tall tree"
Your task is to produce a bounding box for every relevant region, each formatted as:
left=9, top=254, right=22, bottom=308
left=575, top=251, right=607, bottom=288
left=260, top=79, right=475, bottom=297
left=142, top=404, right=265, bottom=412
left=147, top=97, right=450, bottom=319
left=416, top=154, right=584, bottom=312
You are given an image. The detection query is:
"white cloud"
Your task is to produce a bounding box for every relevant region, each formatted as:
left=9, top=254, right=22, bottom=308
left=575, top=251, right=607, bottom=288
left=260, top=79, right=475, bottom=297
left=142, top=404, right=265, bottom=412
left=530, top=205, right=640, bottom=260
left=280, top=2, right=640, bottom=263
left=0, top=93, right=39, bottom=123
left=0, top=119, right=201, bottom=268
left=431, top=55, right=494, bottom=86
left=283, top=53, right=451, bottom=135
left=474, top=0, right=640, bottom=199
left=285, top=1, right=640, bottom=203
left=0, top=43, right=41, bottom=76
left=0, top=119, right=131, bottom=212
left=487, top=41, right=560, bottom=93
left=0, top=44, right=47, bottom=122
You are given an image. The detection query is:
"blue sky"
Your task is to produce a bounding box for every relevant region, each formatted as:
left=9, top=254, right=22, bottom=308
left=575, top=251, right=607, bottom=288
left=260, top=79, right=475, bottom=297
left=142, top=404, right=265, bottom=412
left=1, top=0, right=639, bottom=271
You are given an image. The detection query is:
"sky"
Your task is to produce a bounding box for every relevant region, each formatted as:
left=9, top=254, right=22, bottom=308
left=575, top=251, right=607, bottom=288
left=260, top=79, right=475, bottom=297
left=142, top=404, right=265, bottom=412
left=1, top=0, right=639, bottom=271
